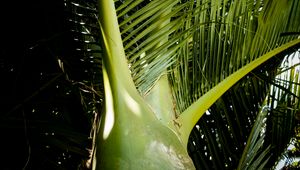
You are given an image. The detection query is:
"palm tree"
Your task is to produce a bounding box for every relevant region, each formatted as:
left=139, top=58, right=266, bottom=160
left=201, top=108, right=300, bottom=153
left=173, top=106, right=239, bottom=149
left=92, top=0, right=300, bottom=169
left=2, top=0, right=300, bottom=169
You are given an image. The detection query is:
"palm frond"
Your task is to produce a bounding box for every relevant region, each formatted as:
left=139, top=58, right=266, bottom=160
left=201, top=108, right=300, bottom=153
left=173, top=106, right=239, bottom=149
left=237, top=106, right=270, bottom=170
left=187, top=56, right=280, bottom=169
left=115, top=0, right=194, bottom=94
left=187, top=51, right=300, bottom=169
left=170, top=0, right=300, bottom=114
left=238, top=53, right=300, bottom=169
left=263, top=54, right=300, bottom=167
left=110, top=1, right=300, bottom=168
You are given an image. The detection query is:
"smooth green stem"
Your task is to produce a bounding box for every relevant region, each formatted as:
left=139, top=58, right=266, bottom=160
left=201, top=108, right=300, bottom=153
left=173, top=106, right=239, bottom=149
left=96, top=3, right=195, bottom=169
left=98, top=0, right=138, bottom=97
left=175, top=38, right=300, bottom=147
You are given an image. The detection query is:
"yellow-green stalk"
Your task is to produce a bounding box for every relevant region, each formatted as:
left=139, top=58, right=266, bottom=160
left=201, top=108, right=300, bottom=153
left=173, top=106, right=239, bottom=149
left=93, top=0, right=195, bottom=169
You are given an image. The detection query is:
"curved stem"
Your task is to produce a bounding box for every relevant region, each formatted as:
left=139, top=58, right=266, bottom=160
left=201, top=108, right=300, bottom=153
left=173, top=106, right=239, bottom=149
left=175, top=38, right=300, bottom=147
left=98, top=0, right=138, bottom=96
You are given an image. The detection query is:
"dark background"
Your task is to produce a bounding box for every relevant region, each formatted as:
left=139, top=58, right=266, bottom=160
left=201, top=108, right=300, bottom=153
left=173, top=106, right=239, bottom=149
left=0, top=1, right=100, bottom=169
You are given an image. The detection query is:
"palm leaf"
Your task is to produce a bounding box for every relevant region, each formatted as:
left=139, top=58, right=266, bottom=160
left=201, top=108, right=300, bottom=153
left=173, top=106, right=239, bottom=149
left=187, top=56, right=281, bottom=169
left=238, top=53, right=300, bottom=169
left=113, top=0, right=300, bottom=140
left=95, top=0, right=300, bottom=169
left=169, top=0, right=300, bottom=114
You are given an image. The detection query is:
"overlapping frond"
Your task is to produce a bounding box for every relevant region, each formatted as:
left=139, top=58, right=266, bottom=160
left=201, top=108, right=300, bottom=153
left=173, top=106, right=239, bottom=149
left=169, top=0, right=300, bottom=113
left=187, top=51, right=300, bottom=169
left=111, top=0, right=300, bottom=168
left=264, top=52, right=300, bottom=167
left=115, top=0, right=194, bottom=93
left=187, top=56, right=281, bottom=169
left=114, top=0, right=300, bottom=113
left=238, top=52, right=300, bottom=169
